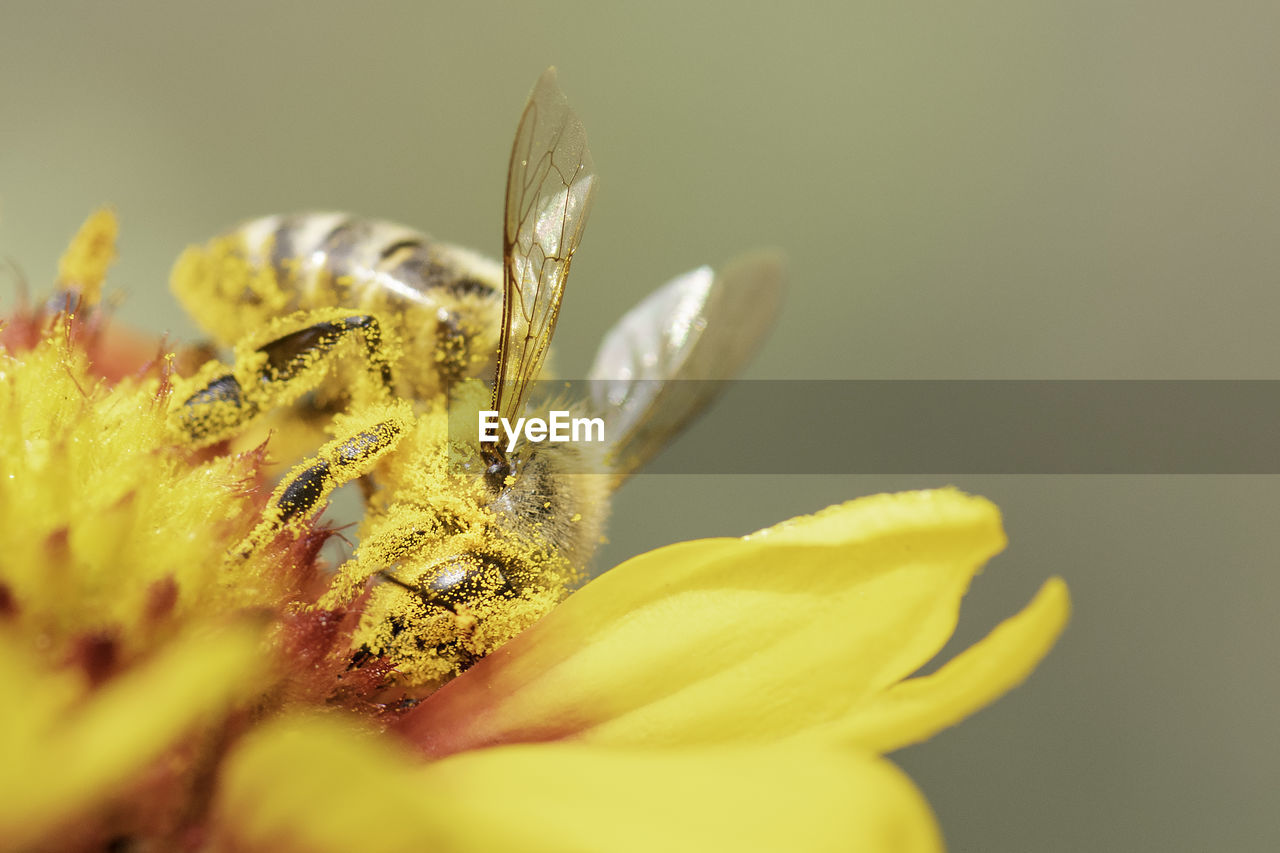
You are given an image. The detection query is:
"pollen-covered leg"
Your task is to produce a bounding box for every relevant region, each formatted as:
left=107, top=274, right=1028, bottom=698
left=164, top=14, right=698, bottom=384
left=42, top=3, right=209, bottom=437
left=170, top=308, right=399, bottom=447
left=233, top=402, right=413, bottom=559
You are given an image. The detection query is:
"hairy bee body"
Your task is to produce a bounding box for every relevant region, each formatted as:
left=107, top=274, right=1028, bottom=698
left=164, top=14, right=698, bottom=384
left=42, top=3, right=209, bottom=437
left=217, top=214, right=610, bottom=567
left=168, top=70, right=782, bottom=692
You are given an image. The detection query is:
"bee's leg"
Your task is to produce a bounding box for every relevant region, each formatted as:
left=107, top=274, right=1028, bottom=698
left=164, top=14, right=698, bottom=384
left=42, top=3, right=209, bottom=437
left=171, top=308, right=396, bottom=448
left=318, top=519, right=441, bottom=608
left=233, top=406, right=412, bottom=559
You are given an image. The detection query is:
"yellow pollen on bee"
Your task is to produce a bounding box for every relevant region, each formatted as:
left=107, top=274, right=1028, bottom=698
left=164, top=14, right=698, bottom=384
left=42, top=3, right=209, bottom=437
left=169, top=236, right=292, bottom=346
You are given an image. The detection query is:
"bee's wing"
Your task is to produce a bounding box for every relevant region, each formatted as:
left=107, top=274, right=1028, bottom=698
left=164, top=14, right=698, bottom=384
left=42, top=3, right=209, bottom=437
left=588, top=250, right=785, bottom=482
left=492, top=67, right=596, bottom=422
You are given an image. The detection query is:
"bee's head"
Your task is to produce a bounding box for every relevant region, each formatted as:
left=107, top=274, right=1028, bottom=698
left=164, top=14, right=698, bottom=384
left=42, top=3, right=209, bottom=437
left=356, top=530, right=575, bottom=689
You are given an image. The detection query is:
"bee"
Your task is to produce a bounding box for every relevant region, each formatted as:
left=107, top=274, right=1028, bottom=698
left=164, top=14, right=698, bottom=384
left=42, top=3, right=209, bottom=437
left=168, top=69, right=783, bottom=690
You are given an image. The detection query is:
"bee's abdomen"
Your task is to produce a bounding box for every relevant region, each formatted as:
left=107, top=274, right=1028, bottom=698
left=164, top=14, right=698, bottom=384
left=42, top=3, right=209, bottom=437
left=238, top=213, right=502, bottom=311
left=225, top=213, right=505, bottom=398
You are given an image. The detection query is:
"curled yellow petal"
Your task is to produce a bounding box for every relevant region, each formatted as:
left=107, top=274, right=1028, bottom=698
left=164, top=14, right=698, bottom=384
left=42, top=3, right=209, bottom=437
left=810, top=576, right=1071, bottom=752
left=0, top=622, right=267, bottom=847
left=400, top=488, right=1008, bottom=754
left=56, top=206, right=118, bottom=303
left=218, top=714, right=942, bottom=853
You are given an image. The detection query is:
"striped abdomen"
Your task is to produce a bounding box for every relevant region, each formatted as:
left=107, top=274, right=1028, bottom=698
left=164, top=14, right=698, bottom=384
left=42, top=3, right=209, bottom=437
left=181, top=212, right=507, bottom=402
left=238, top=213, right=502, bottom=311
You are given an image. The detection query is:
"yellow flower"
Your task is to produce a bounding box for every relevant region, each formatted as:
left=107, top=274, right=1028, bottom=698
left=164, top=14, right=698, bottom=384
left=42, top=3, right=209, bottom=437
left=218, top=492, right=1068, bottom=853
left=0, top=212, right=1069, bottom=851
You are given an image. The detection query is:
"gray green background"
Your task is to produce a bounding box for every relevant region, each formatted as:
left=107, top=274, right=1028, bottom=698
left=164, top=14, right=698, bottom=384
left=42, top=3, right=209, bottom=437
left=3, top=2, right=1276, bottom=850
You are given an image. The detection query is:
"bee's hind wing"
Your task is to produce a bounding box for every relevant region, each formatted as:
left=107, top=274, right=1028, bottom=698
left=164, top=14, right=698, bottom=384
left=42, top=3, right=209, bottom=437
left=587, top=250, right=784, bottom=483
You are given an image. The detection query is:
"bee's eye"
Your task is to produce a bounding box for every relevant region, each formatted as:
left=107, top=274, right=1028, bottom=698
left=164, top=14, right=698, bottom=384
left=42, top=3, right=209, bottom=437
left=425, top=553, right=511, bottom=605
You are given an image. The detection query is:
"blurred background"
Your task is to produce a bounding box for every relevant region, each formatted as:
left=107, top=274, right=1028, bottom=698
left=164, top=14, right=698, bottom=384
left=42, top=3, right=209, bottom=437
left=3, top=2, right=1277, bottom=849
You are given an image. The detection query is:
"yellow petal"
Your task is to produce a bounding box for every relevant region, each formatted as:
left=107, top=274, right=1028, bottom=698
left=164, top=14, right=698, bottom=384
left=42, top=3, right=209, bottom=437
left=400, top=488, right=1007, bottom=754
left=0, top=622, right=267, bottom=847
left=426, top=744, right=942, bottom=853
left=219, top=714, right=942, bottom=853
left=216, top=715, right=450, bottom=852
left=809, top=577, right=1071, bottom=752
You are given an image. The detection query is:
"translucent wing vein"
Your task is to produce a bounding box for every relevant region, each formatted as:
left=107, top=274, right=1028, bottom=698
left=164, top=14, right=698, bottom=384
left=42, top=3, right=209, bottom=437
left=493, top=67, right=596, bottom=420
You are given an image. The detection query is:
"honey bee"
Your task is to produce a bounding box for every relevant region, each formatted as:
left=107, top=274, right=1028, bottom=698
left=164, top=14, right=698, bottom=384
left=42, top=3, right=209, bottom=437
left=168, top=69, right=783, bottom=689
